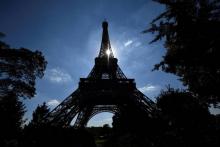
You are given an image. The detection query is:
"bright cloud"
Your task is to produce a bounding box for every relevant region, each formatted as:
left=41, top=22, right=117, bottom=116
left=47, top=99, right=60, bottom=107
left=139, top=84, right=159, bottom=92
left=138, top=84, right=161, bottom=98
left=46, top=68, right=72, bottom=83
left=124, top=40, right=133, bottom=47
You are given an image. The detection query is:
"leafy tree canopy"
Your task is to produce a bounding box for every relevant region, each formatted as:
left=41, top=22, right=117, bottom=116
left=156, top=87, right=210, bottom=128
left=155, top=87, right=218, bottom=147
left=0, top=33, right=47, bottom=144
left=29, top=102, right=50, bottom=127
left=0, top=34, right=47, bottom=99
left=145, top=0, right=220, bottom=105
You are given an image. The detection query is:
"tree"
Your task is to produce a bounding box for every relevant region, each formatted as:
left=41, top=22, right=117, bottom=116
left=0, top=33, right=47, bottom=143
left=156, top=87, right=215, bottom=147
left=0, top=38, right=47, bottom=99
left=0, top=93, right=25, bottom=140
left=145, top=0, right=220, bottom=105
left=29, top=102, right=50, bottom=128
left=156, top=87, right=210, bottom=128
left=111, top=105, right=157, bottom=147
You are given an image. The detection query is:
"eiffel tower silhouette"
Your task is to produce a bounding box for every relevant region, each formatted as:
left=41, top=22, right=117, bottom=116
left=44, top=21, right=155, bottom=128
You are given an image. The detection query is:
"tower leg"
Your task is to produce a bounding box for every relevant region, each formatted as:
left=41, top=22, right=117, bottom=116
left=73, top=106, right=94, bottom=128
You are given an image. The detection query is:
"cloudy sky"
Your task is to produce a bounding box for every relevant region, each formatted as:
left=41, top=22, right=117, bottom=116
left=0, top=0, right=185, bottom=126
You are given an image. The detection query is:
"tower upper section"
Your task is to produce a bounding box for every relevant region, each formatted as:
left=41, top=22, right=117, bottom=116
left=98, top=21, right=114, bottom=58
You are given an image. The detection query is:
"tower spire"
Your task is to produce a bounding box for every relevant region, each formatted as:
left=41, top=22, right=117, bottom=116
left=98, top=21, right=114, bottom=58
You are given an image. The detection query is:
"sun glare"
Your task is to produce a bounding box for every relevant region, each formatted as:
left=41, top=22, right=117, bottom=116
left=106, top=49, right=111, bottom=56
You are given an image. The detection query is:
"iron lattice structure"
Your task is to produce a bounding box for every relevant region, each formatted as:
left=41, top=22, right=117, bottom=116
left=43, top=21, right=156, bottom=128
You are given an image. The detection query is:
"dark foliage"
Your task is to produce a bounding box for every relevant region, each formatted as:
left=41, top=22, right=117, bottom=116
left=107, top=105, right=159, bottom=147
left=0, top=37, right=47, bottom=99
left=87, top=125, right=112, bottom=138
left=0, top=33, right=47, bottom=146
left=22, top=126, right=96, bottom=147
left=0, top=32, right=6, bottom=38
left=28, top=102, right=50, bottom=128
left=157, top=87, right=210, bottom=128
left=105, top=88, right=219, bottom=147
left=0, top=93, right=25, bottom=146
left=155, top=87, right=219, bottom=147
left=145, top=0, right=220, bottom=105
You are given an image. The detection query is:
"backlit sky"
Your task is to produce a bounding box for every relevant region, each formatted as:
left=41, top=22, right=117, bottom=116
left=0, top=0, right=185, bottom=126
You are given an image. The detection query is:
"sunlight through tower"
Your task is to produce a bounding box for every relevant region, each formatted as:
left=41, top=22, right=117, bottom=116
left=106, top=49, right=111, bottom=57
left=43, top=21, right=155, bottom=128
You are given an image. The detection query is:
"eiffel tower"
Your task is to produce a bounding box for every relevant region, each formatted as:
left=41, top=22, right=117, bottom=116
left=44, top=21, right=155, bottom=128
